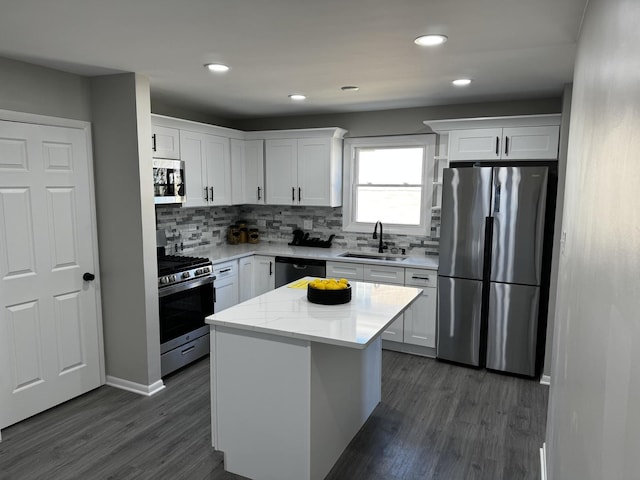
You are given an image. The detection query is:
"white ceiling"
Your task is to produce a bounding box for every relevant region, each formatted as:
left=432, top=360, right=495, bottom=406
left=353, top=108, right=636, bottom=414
left=0, top=0, right=587, bottom=119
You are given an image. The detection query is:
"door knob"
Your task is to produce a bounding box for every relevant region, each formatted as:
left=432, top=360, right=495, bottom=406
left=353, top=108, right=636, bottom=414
left=83, top=272, right=96, bottom=281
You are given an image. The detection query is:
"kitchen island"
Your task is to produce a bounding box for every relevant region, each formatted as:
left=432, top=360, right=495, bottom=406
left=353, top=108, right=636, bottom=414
left=205, top=278, right=422, bottom=480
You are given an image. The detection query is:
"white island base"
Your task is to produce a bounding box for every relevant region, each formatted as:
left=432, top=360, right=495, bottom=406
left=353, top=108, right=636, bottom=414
left=210, top=326, right=382, bottom=480
left=206, top=280, right=422, bottom=480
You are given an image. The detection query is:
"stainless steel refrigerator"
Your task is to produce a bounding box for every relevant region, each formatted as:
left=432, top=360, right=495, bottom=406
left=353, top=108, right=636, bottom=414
left=437, top=165, right=549, bottom=377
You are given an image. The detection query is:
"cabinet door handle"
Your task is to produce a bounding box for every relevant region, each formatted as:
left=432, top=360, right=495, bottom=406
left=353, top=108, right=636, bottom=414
left=411, top=276, right=430, bottom=281
left=257, top=186, right=261, bottom=200
left=181, top=346, right=196, bottom=356
left=269, top=261, right=273, bottom=276
left=210, top=186, right=214, bottom=201
left=204, top=186, right=209, bottom=201
left=152, top=134, right=157, bottom=152
left=495, top=136, right=499, bottom=156
left=504, top=136, right=509, bottom=155
left=292, top=187, right=295, bottom=202
left=298, top=187, right=301, bottom=202
left=219, top=268, right=231, bottom=273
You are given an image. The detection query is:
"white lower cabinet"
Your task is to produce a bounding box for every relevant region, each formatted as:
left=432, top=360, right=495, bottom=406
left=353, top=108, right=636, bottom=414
left=363, top=265, right=405, bottom=342
left=214, top=260, right=239, bottom=313
left=403, top=268, right=437, bottom=348
left=325, top=261, right=363, bottom=281
left=238, top=256, right=254, bottom=302
left=253, top=255, right=275, bottom=297
left=403, top=287, right=437, bottom=348
left=327, top=261, right=438, bottom=350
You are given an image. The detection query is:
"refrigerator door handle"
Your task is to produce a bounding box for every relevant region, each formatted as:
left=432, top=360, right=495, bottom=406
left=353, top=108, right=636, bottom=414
left=495, top=136, right=500, bottom=156
left=494, top=184, right=501, bottom=213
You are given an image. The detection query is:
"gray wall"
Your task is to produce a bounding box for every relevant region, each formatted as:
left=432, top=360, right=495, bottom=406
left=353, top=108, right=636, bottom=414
left=546, top=0, right=640, bottom=478
left=543, top=85, right=572, bottom=378
left=151, top=96, right=233, bottom=127
left=0, top=57, right=91, bottom=121
left=231, top=98, right=562, bottom=136
left=90, top=73, right=161, bottom=387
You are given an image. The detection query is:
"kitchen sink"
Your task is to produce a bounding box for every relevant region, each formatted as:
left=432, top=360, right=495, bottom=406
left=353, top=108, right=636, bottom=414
left=338, top=252, right=407, bottom=262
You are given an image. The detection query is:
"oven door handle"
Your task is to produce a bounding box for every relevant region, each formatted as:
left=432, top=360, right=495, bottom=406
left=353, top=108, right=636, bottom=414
left=158, top=275, right=215, bottom=298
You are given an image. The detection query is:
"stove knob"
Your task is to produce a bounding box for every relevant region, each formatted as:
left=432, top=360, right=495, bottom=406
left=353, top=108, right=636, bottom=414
left=194, top=268, right=201, bottom=275
left=170, top=275, right=176, bottom=282
left=182, top=272, right=190, bottom=279
left=159, top=276, right=168, bottom=285
left=203, top=266, right=211, bottom=274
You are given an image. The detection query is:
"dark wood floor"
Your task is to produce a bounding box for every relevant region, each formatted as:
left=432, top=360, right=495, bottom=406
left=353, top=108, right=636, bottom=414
left=0, top=351, right=547, bottom=480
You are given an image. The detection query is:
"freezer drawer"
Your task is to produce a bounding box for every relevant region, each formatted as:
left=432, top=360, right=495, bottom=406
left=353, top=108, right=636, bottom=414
left=486, top=282, right=540, bottom=377
left=437, top=276, right=483, bottom=367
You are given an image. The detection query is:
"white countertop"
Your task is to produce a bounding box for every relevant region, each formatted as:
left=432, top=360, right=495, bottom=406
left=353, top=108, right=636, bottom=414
left=205, top=278, right=422, bottom=349
left=189, top=242, right=439, bottom=270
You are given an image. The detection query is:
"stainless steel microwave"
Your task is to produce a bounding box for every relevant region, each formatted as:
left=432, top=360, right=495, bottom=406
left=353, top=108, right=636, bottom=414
left=153, top=159, right=185, bottom=204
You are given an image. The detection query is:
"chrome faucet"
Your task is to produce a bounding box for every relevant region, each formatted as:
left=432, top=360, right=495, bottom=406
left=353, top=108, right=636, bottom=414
left=372, top=221, right=385, bottom=253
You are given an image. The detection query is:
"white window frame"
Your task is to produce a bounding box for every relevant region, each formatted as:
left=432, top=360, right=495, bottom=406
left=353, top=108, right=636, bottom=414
left=342, top=134, right=435, bottom=236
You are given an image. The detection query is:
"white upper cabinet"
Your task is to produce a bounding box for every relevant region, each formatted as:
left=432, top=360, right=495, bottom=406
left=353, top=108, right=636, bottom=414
left=151, top=125, right=180, bottom=159
left=261, top=128, right=346, bottom=207
left=181, top=130, right=231, bottom=207
left=426, top=115, right=561, bottom=162
left=231, top=139, right=265, bottom=205
left=448, top=128, right=503, bottom=160
left=500, top=126, right=560, bottom=160
left=265, top=139, right=299, bottom=204
left=151, top=117, right=346, bottom=208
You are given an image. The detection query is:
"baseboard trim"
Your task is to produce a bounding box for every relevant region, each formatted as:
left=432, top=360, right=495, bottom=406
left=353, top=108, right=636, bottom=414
left=540, top=442, right=548, bottom=480
left=540, top=375, right=551, bottom=386
left=106, top=376, right=165, bottom=396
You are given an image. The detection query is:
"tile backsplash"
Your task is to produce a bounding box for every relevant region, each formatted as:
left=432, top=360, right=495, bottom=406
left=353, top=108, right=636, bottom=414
left=156, top=204, right=440, bottom=257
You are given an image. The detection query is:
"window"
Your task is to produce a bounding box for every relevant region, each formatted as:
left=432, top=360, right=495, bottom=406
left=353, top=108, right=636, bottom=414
left=342, top=135, right=435, bottom=235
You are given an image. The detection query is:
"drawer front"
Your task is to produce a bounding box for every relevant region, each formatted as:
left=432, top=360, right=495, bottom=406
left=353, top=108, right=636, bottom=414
left=214, top=260, right=237, bottom=278
left=363, top=265, right=404, bottom=285
left=404, top=268, right=437, bottom=287
left=326, top=261, right=364, bottom=281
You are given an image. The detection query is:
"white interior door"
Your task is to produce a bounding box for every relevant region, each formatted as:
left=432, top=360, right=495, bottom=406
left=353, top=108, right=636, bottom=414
left=0, top=119, right=103, bottom=431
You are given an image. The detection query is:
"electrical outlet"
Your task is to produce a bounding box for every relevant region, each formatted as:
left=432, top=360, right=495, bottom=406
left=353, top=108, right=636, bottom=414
left=303, top=219, right=313, bottom=230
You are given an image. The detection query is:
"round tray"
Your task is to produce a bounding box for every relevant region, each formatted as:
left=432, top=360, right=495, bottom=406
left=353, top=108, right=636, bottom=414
left=307, top=284, right=352, bottom=305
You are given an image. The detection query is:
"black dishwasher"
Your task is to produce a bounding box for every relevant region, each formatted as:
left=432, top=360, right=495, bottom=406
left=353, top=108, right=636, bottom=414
left=274, top=257, right=326, bottom=288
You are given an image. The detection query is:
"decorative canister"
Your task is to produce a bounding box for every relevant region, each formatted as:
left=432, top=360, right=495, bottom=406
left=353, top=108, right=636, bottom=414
left=248, top=228, right=260, bottom=244
left=228, top=225, right=240, bottom=245
left=238, top=222, right=248, bottom=243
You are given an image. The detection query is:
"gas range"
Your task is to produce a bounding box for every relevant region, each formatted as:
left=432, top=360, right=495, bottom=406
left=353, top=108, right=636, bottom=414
left=157, top=254, right=213, bottom=288
left=157, top=252, right=215, bottom=377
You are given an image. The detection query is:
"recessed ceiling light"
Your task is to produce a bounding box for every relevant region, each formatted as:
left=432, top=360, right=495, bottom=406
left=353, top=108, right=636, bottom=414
left=288, top=94, right=306, bottom=101
left=452, top=78, right=472, bottom=86
left=414, top=34, right=448, bottom=47
left=341, top=85, right=359, bottom=92
left=204, top=63, right=230, bottom=73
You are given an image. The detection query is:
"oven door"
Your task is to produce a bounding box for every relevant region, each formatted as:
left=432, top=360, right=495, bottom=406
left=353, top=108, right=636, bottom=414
left=158, top=275, right=214, bottom=353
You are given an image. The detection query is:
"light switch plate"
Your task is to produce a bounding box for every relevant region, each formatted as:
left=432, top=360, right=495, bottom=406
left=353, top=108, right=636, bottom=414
left=303, top=219, right=313, bottom=230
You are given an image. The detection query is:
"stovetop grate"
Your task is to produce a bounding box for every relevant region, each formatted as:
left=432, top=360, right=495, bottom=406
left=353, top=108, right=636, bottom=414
left=157, top=255, right=211, bottom=276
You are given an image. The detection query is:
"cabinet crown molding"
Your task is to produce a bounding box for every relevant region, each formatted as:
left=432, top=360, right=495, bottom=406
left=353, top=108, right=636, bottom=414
left=424, top=114, right=561, bottom=134
left=151, top=114, right=348, bottom=140
left=244, top=127, right=347, bottom=141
